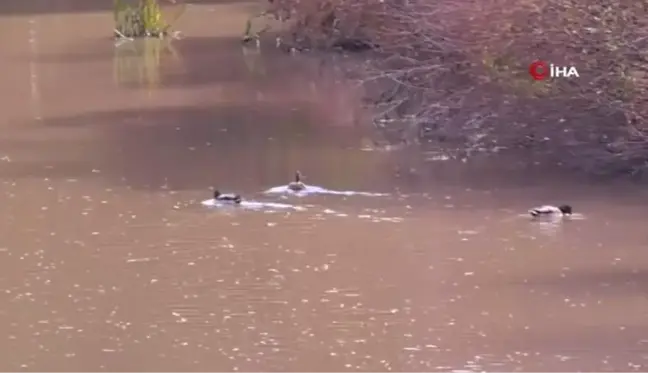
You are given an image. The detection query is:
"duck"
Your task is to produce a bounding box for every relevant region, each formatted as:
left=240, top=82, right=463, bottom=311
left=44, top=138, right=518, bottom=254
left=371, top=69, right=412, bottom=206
left=213, top=190, right=242, bottom=204
left=287, top=171, right=306, bottom=192
left=529, top=204, right=572, bottom=217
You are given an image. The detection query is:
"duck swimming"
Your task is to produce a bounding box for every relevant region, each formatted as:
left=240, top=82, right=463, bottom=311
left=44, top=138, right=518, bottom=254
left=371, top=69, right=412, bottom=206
left=213, top=190, right=242, bottom=204
left=529, top=204, right=572, bottom=217
left=287, top=171, right=306, bottom=192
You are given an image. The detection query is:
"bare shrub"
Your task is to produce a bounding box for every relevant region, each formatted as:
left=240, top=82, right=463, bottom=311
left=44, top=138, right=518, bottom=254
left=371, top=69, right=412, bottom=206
left=268, top=0, right=648, bottom=176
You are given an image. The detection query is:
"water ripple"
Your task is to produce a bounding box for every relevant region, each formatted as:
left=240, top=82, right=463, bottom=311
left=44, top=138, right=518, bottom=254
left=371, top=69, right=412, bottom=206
left=201, top=199, right=306, bottom=212
left=263, top=185, right=388, bottom=197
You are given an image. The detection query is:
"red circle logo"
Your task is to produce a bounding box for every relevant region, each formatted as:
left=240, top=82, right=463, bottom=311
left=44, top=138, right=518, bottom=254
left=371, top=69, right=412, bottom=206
left=529, top=60, right=549, bottom=81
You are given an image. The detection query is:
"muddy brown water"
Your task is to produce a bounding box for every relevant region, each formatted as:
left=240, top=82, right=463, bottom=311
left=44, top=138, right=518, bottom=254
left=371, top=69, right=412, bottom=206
left=1, top=2, right=648, bottom=371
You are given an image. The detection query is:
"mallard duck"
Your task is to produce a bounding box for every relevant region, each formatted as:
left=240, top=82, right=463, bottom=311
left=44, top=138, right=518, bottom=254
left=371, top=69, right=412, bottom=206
left=529, top=204, right=572, bottom=217
left=213, top=190, right=242, bottom=204
left=287, top=171, right=306, bottom=192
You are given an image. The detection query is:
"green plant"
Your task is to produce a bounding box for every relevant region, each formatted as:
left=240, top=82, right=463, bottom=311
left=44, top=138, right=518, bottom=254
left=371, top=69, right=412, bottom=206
left=141, top=0, right=165, bottom=35
left=114, top=0, right=183, bottom=38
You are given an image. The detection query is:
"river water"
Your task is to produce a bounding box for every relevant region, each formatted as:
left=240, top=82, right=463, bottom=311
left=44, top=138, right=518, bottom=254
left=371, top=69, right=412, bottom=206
left=1, top=1, right=648, bottom=371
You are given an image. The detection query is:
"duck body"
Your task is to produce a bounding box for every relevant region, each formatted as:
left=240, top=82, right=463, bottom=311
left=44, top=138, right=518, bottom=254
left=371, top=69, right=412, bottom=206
left=529, top=204, right=572, bottom=217
left=287, top=171, right=306, bottom=192
left=213, top=190, right=242, bottom=204
left=288, top=181, right=306, bottom=192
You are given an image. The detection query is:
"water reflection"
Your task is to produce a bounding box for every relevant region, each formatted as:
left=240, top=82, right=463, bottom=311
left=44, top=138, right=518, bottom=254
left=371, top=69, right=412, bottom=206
left=113, top=37, right=183, bottom=88
left=241, top=44, right=266, bottom=76
left=0, top=0, right=210, bottom=15
left=38, top=88, right=384, bottom=192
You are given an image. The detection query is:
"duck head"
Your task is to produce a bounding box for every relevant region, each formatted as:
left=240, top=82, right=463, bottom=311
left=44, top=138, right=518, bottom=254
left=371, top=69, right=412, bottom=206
left=294, top=171, right=302, bottom=182
left=213, top=190, right=221, bottom=199
left=558, top=204, right=573, bottom=215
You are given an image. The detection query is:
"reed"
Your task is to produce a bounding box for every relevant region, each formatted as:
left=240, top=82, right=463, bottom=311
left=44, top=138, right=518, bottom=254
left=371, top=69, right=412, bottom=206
left=114, top=0, right=185, bottom=38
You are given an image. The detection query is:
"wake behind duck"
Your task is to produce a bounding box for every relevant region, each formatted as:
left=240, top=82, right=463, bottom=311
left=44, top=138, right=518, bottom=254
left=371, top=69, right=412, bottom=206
left=201, top=198, right=306, bottom=212
left=202, top=189, right=306, bottom=212
left=264, top=171, right=388, bottom=197
left=524, top=203, right=584, bottom=220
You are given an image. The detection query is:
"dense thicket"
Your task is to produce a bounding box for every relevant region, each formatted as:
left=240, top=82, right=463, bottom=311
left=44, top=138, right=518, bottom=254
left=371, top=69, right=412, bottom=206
left=266, top=0, right=648, bottom=176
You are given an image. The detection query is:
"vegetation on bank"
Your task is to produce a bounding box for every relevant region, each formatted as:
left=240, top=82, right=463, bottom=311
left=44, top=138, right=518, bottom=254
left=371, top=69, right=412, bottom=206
left=112, top=0, right=185, bottom=89
left=113, top=0, right=184, bottom=38
left=259, top=0, right=648, bottom=177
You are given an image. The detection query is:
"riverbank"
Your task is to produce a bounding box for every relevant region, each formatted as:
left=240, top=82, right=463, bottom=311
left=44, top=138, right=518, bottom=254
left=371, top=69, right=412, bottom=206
left=261, top=0, right=648, bottom=180
left=4, top=0, right=647, bottom=182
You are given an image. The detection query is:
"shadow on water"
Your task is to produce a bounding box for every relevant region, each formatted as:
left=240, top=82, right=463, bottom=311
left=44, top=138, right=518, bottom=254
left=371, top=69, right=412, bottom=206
left=35, top=37, right=253, bottom=90
left=31, top=105, right=384, bottom=192
left=10, top=102, right=648, bottom=201
left=38, top=36, right=349, bottom=90
left=159, top=38, right=318, bottom=88
left=115, top=36, right=283, bottom=88
left=153, top=38, right=346, bottom=89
